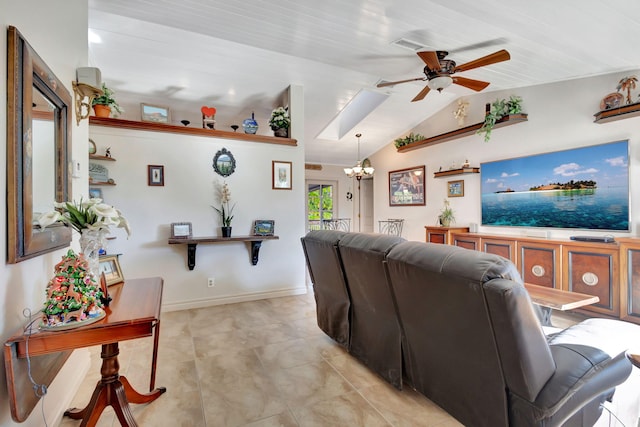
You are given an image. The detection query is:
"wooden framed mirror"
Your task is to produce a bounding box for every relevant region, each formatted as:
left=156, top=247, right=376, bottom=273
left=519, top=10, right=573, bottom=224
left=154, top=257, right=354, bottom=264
left=7, top=26, right=72, bottom=263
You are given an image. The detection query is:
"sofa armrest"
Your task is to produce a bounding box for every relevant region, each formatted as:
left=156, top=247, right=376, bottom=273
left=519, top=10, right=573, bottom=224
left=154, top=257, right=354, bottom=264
left=509, top=344, right=632, bottom=427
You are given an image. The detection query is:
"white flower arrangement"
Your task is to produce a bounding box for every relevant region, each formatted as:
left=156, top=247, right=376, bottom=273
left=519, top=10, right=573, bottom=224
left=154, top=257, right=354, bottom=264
left=268, top=106, right=291, bottom=130
left=212, top=182, right=235, bottom=227
left=38, top=198, right=131, bottom=237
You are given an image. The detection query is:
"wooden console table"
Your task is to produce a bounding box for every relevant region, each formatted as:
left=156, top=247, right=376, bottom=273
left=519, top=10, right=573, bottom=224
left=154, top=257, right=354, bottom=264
left=4, top=277, right=165, bottom=425
left=524, top=282, right=599, bottom=326
left=168, top=235, right=279, bottom=270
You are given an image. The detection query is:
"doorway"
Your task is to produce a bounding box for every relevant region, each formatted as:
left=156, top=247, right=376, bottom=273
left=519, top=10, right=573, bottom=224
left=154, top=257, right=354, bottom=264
left=306, top=180, right=337, bottom=232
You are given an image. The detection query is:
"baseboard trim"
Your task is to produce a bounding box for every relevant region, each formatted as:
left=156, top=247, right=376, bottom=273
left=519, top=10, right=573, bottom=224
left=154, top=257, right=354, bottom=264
left=162, top=286, right=308, bottom=312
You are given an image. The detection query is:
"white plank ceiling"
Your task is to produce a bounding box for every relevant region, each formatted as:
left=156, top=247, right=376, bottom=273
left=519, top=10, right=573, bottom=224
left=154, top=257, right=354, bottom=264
left=88, top=0, right=640, bottom=165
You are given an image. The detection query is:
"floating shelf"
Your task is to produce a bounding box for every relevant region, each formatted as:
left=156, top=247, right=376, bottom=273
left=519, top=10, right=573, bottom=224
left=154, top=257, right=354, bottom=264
left=89, top=181, right=116, bottom=186
left=434, top=167, right=480, bottom=178
left=89, top=154, right=116, bottom=161
left=168, top=235, right=279, bottom=269
left=396, top=114, right=528, bottom=153
left=89, top=116, right=297, bottom=147
left=594, top=102, right=640, bottom=123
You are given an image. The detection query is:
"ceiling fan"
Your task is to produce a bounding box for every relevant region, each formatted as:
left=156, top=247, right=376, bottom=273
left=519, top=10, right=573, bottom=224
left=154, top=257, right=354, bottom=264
left=377, top=49, right=510, bottom=102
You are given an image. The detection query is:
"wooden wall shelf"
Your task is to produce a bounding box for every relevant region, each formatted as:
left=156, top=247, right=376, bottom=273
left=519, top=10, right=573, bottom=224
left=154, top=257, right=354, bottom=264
left=434, top=167, right=480, bottom=178
left=89, top=116, right=297, bottom=146
left=89, top=154, right=116, bottom=161
left=168, top=235, right=279, bottom=269
left=396, top=114, right=528, bottom=153
left=594, top=102, right=640, bottom=123
left=89, top=181, right=116, bottom=186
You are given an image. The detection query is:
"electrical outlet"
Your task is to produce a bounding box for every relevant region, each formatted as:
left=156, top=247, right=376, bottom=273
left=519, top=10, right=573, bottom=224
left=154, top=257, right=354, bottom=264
left=207, top=278, right=215, bottom=288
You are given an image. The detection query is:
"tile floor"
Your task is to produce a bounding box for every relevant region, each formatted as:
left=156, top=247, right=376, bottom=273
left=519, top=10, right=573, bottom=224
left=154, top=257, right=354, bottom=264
left=57, top=292, right=585, bottom=427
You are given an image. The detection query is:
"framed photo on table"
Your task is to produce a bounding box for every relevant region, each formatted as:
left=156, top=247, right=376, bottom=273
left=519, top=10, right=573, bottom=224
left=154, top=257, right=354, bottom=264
left=448, top=180, right=464, bottom=197
left=170, top=222, right=192, bottom=239
left=388, top=165, right=426, bottom=206
left=99, top=255, right=124, bottom=286
left=272, top=161, right=292, bottom=190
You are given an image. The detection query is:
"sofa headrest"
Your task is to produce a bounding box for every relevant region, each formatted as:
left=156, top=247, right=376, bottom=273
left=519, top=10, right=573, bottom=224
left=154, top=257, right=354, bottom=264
left=387, top=241, right=522, bottom=285
left=338, top=232, right=405, bottom=255
left=302, top=229, right=348, bottom=246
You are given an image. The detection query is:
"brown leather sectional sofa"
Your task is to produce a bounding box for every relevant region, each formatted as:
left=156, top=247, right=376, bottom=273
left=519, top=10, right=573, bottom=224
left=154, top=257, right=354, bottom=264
left=301, top=230, right=640, bottom=427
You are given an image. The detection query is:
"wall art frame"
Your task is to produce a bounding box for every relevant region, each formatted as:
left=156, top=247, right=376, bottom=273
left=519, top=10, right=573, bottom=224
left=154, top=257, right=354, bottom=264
left=141, top=103, right=170, bottom=123
left=389, top=165, right=426, bottom=206
left=448, top=180, right=464, bottom=197
left=272, top=160, right=292, bottom=190
left=148, top=165, right=164, bottom=186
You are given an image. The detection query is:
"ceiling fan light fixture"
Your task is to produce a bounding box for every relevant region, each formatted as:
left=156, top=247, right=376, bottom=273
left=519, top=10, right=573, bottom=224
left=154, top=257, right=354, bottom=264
left=428, top=75, right=453, bottom=92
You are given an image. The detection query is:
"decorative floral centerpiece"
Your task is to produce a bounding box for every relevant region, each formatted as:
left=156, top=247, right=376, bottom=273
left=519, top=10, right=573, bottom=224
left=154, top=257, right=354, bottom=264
left=41, top=249, right=105, bottom=328
left=268, top=107, right=291, bottom=137
left=38, top=198, right=131, bottom=278
left=212, top=182, right=235, bottom=237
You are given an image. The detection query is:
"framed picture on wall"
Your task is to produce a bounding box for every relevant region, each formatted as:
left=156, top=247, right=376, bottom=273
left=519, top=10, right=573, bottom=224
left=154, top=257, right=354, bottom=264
left=272, top=160, right=292, bottom=190
left=447, top=180, right=464, bottom=197
left=388, top=165, right=426, bottom=206
left=148, top=165, right=164, bottom=186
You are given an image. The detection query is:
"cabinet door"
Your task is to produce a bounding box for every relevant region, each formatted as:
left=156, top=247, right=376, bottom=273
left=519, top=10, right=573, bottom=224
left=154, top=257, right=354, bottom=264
left=517, top=242, right=561, bottom=289
left=453, top=234, right=479, bottom=251
left=620, top=242, right=640, bottom=324
left=482, top=238, right=516, bottom=263
left=563, top=245, right=619, bottom=316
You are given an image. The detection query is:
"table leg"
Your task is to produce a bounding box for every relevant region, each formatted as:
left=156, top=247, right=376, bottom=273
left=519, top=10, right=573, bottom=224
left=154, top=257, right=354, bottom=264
left=539, top=306, right=553, bottom=327
left=64, top=342, right=166, bottom=427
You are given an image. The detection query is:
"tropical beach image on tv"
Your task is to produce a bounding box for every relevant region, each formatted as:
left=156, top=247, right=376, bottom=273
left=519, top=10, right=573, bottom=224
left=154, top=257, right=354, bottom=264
left=481, top=140, right=629, bottom=231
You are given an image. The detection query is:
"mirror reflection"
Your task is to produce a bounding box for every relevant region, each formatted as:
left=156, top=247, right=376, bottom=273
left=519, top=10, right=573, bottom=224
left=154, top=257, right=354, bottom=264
left=32, top=87, right=57, bottom=216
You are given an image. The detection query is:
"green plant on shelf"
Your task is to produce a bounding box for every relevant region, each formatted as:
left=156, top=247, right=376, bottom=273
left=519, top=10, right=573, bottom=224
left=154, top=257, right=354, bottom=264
left=477, top=95, right=523, bottom=142
left=394, top=132, right=426, bottom=148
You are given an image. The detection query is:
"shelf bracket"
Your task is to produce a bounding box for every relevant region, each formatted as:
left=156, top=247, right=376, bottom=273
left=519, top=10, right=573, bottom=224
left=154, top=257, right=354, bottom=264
left=250, top=241, right=263, bottom=266
left=187, top=244, right=197, bottom=270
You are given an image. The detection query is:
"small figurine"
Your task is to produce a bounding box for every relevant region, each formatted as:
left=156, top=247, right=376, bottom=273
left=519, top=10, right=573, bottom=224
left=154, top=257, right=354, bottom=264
left=105, top=147, right=111, bottom=158
left=201, top=106, right=216, bottom=129
left=462, top=159, right=470, bottom=168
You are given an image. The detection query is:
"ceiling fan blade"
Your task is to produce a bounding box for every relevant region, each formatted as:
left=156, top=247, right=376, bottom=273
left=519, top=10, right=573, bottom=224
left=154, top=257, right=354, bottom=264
left=417, top=51, right=441, bottom=70
left=454, top=49, right=510, bottom=73
left=448, top=38, right=508, bottom=54
left=377, top=77, right=425, bottom=88
left=452, top=76, right=491, bottom=92
left=411, top=85, right=431, bottom=102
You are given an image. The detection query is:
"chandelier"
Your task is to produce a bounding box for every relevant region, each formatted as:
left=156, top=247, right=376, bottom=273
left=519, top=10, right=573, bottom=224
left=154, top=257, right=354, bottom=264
left=344, top=133, right=374, bottom=180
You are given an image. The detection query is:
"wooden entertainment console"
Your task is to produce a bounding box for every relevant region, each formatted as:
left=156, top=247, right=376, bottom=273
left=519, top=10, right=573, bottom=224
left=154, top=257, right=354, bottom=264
left=442, top=232, right=640, bottom=324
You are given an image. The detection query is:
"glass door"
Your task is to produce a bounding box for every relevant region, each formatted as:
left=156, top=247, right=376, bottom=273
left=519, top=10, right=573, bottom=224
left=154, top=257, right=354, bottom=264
left=306, top=181, right=336, bottom=232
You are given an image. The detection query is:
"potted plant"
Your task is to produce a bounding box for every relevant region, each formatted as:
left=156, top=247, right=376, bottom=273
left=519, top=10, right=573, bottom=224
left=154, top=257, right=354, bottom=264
left=212, top=182, right=235, bottom=237
left=438, top=199, right=455, bottom=227
left=477, top=95, right=523, bottom=142
left=268, top=107, right=291, bottom=137
left=394, top=132, right=426, bottom=149
left=92, top=83, right=122, bottom=118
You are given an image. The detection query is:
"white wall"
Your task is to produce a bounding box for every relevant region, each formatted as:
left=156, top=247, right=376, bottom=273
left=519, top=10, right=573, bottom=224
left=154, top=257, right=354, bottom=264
left=367, top=71, right=640, bottom=242
left=88, top=90, right=307, bottom=311
left=1, top=2, right=92, bottom=426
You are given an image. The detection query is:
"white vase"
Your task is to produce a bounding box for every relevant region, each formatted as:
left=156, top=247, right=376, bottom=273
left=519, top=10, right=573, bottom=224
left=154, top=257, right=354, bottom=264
left=79, top=229, right=107, bottom=280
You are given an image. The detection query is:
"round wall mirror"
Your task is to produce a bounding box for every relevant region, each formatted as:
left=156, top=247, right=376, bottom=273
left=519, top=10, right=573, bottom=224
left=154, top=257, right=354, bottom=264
left=212, top=148, right=236, bottom=177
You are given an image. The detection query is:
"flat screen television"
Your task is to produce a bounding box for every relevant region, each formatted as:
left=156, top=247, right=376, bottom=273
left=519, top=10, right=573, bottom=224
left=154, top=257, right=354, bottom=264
left=481, top=140, right=629, bottom=231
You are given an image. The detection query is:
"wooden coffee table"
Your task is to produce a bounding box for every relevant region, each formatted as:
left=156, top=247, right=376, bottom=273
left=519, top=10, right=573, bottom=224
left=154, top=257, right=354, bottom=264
left=524, top=283, right=599, bottom=326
